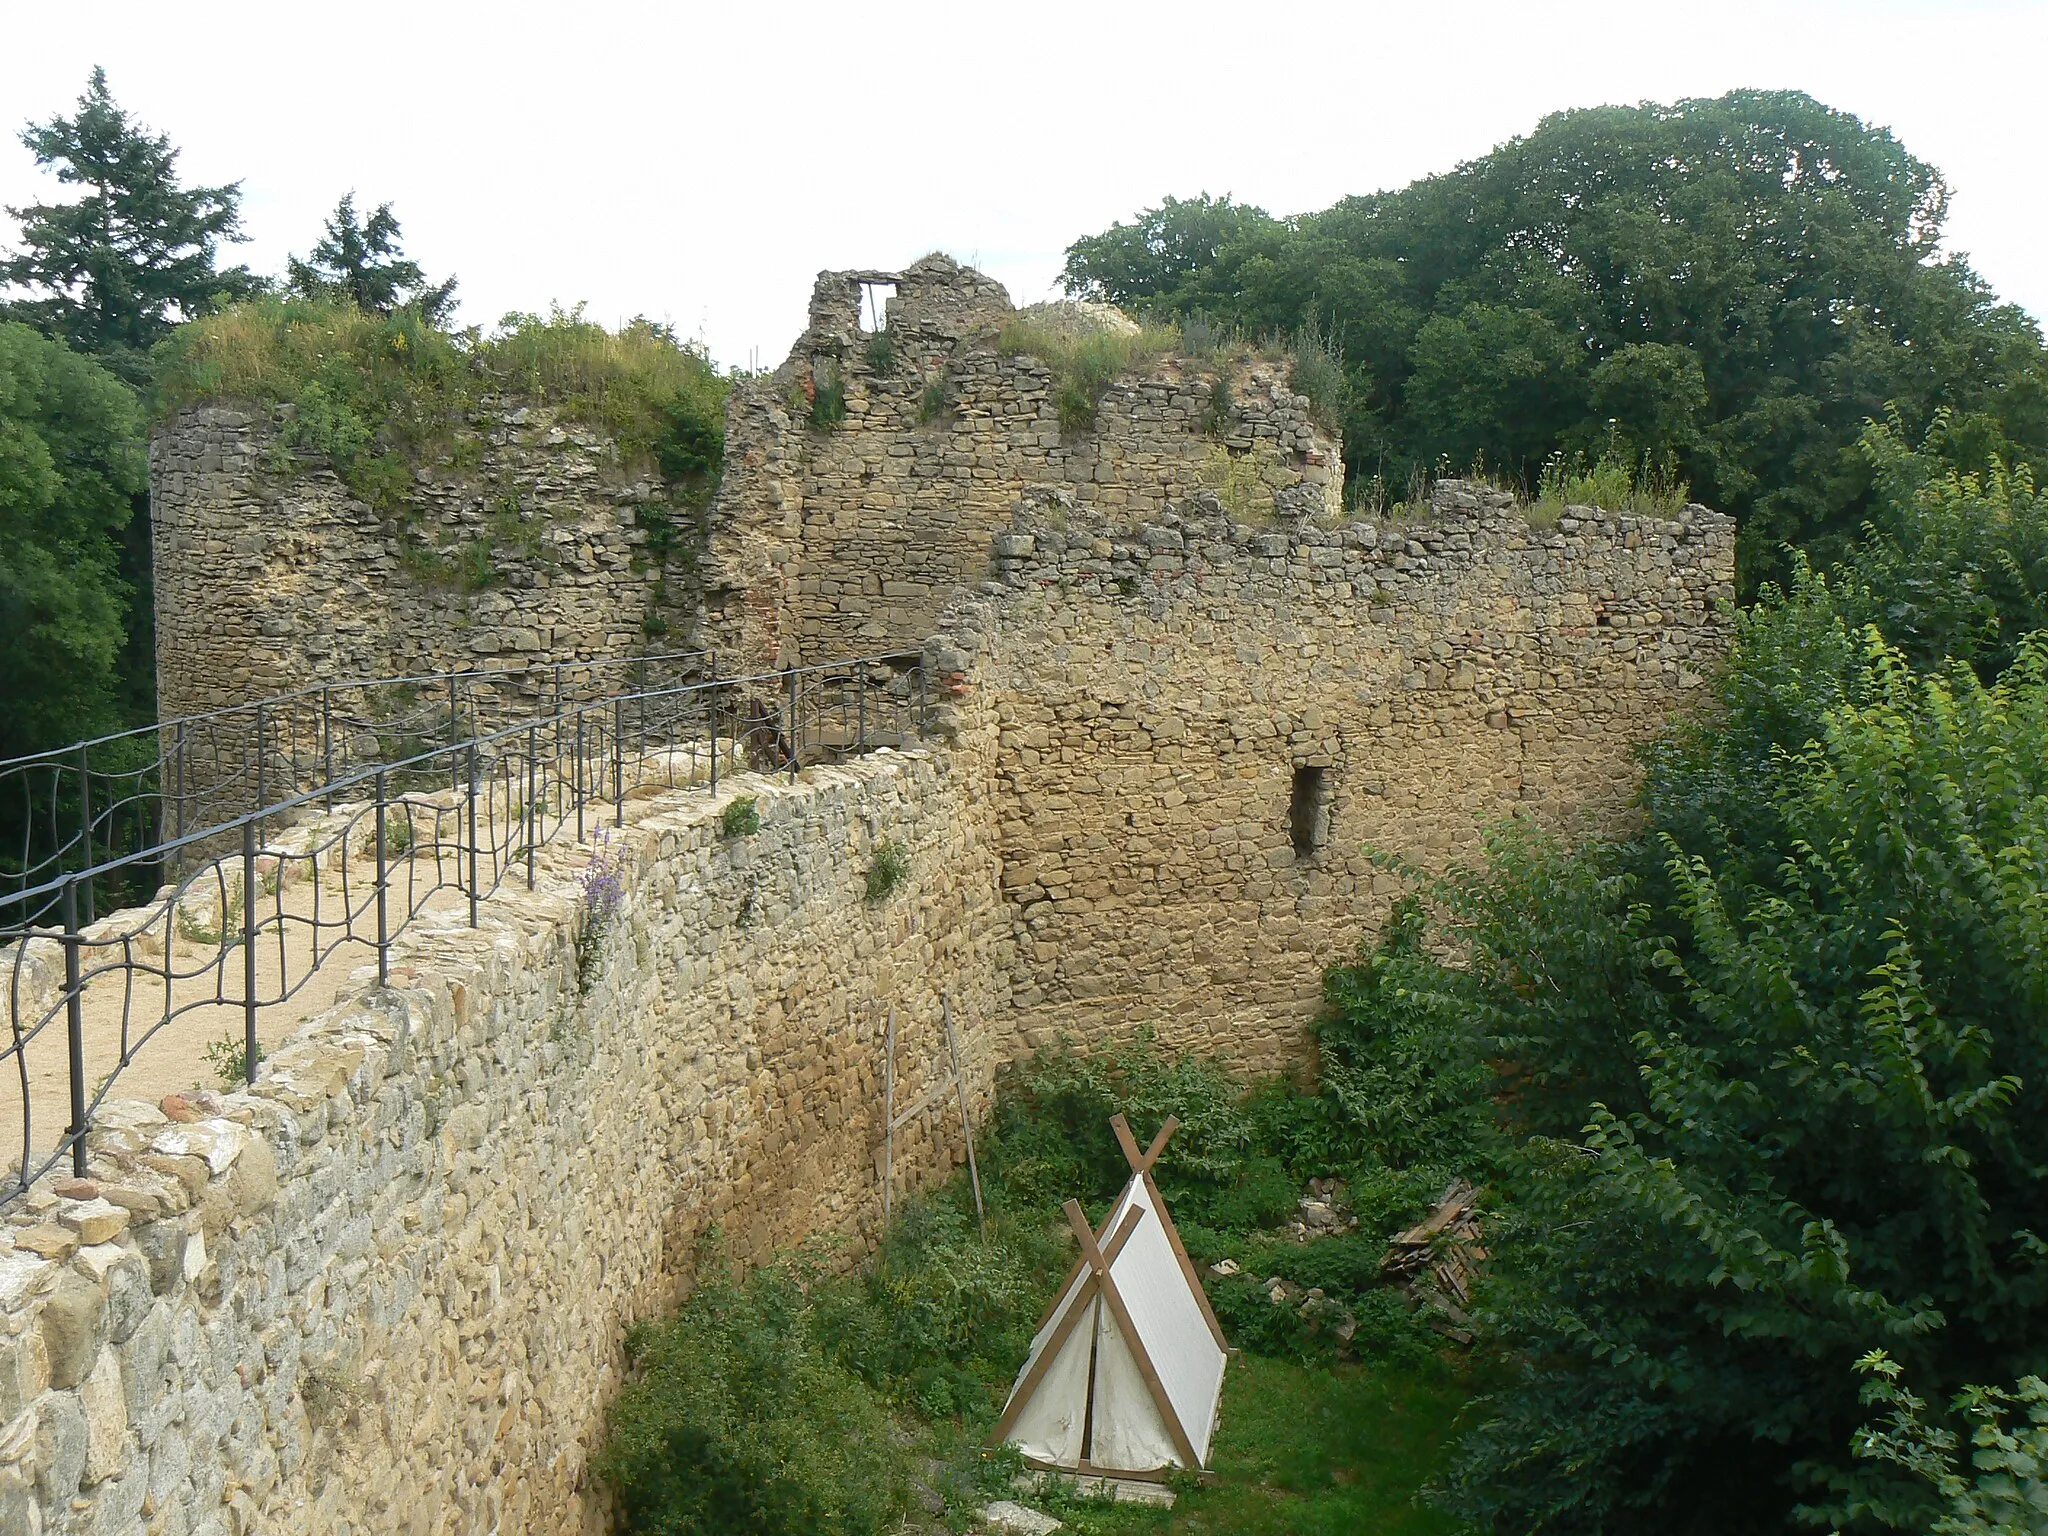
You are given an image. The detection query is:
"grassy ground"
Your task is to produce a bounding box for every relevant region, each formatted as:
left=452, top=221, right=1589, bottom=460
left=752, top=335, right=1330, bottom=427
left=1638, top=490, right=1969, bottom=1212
left=1000, top=1352, right=1477, bottom=1536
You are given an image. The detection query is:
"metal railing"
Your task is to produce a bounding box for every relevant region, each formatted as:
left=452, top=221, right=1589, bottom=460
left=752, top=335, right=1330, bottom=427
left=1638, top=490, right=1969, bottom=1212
left=2, top=650, right=928, bottom=1207
left=0, top=651, right=714, bottom=933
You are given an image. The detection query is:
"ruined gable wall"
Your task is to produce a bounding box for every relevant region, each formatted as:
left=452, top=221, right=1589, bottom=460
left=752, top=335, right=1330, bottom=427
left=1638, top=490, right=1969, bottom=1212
left=704, top=256, right=1344, bottom=671
left=935, top=481, right=1736, bottom=1072
left=150, top=402, right=702, bottom=725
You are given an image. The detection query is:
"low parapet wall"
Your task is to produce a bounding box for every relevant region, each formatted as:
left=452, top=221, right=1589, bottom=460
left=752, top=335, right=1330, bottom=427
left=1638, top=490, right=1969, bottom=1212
left=0, top=737, right=1007, bottom=1534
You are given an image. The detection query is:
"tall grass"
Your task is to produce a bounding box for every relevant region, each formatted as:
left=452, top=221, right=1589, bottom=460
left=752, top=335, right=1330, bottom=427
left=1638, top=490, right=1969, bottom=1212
left=997, top=314, right=1177, bottom=433
left=1533, top=447, right=1690, bottom=522
left=153, top=297, right=729, bottom=508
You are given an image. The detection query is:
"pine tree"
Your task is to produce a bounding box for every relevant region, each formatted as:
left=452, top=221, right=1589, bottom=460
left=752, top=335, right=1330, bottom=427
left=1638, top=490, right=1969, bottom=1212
left=1, top=67, right=256, bottom=379
left=288, top=194, right=457, bottom=323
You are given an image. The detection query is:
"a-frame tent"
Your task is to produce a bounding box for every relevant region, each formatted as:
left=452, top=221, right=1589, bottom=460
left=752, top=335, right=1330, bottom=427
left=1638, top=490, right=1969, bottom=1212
left=990, top=1114, right=1232, bottom=1479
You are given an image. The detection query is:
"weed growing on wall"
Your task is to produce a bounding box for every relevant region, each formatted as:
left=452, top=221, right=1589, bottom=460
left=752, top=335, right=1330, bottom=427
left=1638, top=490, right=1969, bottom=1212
left=575, top=832, right=627, bottom=992
left=1287, top=317, right=1347, bottom=433
left=997, top=314, right=1177, bottom=433
left=153, top=297, right=729, bottom=510
left=805, top=363, right=848, bottom=431
left=718, top=795, right=760, bottom=838
left=204, top=1032, right=260, bottom=1089
left=1532, top=443, right=1690, bottom=522
left=863, top=839, right=909, bottom=902
left=918, top=378, right=949, bottom=425
left=864, top=329, right=894, bottom=375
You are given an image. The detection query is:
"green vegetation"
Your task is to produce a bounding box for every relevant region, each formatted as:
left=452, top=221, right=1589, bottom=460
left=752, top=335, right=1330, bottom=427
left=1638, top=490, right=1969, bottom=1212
left=154, top=298, right=729, bottom=512
left=2, top=68, right=258, bottom=383
left=919, top=377, right=951, bottom=426
left=1531, top=445, right=1691, bottom=524
left=1062, top=91, right=2048, bottom=591
left=287, top=193, right=457, bottom=322
left=0, top=322, right=148, bottom=759
left=864, top=838, right=910, bottom=902
left=997, top=314, right=1178, bottom=433
left=718, top=795, right=761, bottom=838
left=203, top=1031, right=260, bottom=1089
left=1312, top=422, right=2048, bottom=1532
left=600, top=1038, right=1479, bottom=1535
left=865, top=329, right=895, bottom=375
left=808, top=363, right=848, bottom=431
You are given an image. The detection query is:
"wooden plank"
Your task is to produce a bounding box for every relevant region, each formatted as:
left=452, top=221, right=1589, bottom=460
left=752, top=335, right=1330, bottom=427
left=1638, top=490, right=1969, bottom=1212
left=943, top=997, right=987, bottom=1232
left=1109, top=1111, right=1180, bottom=1175
left=1142, top=1116, right=1180, bottom=1172
left=989, top=1206, right=1146, bottom=1447
left=888, top=1071, right=959, bottom=1132
left=882, top=1006, right=895, bottom=1228
left=1063, top=1199, right=1202, bottom=1471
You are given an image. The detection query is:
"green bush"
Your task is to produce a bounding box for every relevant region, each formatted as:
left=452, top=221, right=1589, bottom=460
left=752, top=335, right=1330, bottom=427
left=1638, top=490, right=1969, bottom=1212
left=597, top=1254, right=908, bottom=1536
left=718, top=795, right=760, bottom=838
left=918, top=378, right=949, bottom=425
left=864, top=330, right=894, bottom=375
left=863, top=839, right=909, bottom=902
left=809, top=364, right=847, bottom=431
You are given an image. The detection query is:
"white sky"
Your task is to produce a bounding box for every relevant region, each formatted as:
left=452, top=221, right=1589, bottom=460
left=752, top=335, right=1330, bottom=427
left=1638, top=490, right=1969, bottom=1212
left=3, top=0, right=2043, bottom=372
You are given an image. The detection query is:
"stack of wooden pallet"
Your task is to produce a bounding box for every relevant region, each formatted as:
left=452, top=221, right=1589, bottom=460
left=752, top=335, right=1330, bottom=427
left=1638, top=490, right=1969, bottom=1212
left=1381, top=1179, right=1486, bottom=1341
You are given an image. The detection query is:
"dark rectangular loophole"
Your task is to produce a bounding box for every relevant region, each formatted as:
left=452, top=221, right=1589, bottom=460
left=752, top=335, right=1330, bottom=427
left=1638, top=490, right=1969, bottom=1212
left=1290, top=765, right=1329, bottom=856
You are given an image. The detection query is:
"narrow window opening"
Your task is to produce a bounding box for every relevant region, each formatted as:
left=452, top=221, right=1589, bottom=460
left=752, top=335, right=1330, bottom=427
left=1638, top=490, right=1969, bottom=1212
left=1290, top=765, right=1330, bottom=857
left=858, top=282, right=896, bottom=334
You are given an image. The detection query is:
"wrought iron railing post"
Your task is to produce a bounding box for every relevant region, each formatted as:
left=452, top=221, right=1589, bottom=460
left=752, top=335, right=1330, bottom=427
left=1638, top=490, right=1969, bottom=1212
left=448, top=674, right=461, bottom=799
left=61, top=878, right=87, bottom=1178
left=253, top=702, right=267, bottom=842
left=857, top=659, right=868, bottom=751
left=374, top=769, right=390, bottom=987
left=467, top=742, right=480, bottom=928
left=786, top=668, right=799, bottom=780
left=708, top=685, right=719, bottom=797
left=613, top=697, right=625, bottom=827
left=917, top=661, right=928, bottom=737
left=76, top=745, right=93, bottom=924
left=241, top=819, right=259, bottom=1085
left=321, top=684, right=334, bottom=805
left=526, top=724, right=539, bottom=890
left=172, top=722, right=187, bottom=848
left=575, top=712, right=586, bottom=843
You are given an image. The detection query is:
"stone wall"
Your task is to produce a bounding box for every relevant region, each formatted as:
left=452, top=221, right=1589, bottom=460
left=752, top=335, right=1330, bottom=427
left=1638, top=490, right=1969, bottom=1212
left=702, top=255, right=1345, bottom=672
left=0, top=729, right=1008, bottom=1535
left=933, top=478, right=1735, bottom=1072
left=150, top=401, right=705, bottom=725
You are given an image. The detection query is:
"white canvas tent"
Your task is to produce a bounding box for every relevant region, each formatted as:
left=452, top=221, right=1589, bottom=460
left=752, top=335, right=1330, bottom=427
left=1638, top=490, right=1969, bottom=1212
left=991, top=1114, right=1232, bottom=1479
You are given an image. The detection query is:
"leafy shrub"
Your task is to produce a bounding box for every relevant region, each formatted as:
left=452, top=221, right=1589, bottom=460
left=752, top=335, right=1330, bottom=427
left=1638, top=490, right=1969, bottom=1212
left=1532, top=443, right=1690, bottom=521
left=918, top=378, right=949, bottom=425
left=863, top=839, right=909, bottom=902
left=1288, top=319, right=1346, bottom=432
left=718, top=795, right=760, bottom=838
left=1202, top=371, right=1234, bottom=438
left=598, top=1253, right=907, bottom=1536
left=864, top=330, right=894, bottom=375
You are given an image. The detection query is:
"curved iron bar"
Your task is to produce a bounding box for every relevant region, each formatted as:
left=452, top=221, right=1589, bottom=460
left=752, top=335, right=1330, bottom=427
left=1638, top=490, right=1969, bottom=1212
left=1, top=650, right=928, bottom=1208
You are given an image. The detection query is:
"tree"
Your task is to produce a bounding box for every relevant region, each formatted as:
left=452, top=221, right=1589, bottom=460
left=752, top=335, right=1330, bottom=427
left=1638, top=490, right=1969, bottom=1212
left=1063, top=92, right=2048, bottom=590
left=0, top=322, right=146, bottom=759
left=287, top=194, right=456, bottom=322
left=2, top=67, right=255, bottom=380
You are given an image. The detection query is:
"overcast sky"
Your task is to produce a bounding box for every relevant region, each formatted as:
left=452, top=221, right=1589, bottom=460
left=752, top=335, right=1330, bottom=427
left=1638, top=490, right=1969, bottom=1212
left=4, top=0, right=2043, bottom=371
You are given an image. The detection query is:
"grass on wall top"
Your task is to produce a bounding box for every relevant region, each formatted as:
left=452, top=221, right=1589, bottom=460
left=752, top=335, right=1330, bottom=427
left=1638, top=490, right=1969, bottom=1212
left=153, top=297, right=730, bottom=510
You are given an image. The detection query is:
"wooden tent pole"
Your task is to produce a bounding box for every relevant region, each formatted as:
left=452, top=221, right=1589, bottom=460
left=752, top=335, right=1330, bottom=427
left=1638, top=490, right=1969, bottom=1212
left=1108, top=1113, right=1228, bottom=1353
left=1062, top=1199, right=1202, bottom=1470
left=988, top=1205, right=1146, bottom=1446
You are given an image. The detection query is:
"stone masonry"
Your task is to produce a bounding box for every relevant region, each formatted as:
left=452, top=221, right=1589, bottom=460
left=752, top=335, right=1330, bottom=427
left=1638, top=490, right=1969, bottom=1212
left=1, top=727, right=1007, bottom=1534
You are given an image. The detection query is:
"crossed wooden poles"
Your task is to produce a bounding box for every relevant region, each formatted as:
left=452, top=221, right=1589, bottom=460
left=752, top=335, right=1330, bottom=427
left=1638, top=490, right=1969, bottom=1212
left=987, top=1113, right=1233, bottom=1475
